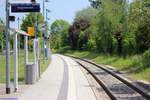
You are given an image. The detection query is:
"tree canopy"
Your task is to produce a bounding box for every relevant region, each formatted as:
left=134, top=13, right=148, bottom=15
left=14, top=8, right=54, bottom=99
left=50, top=19, right=70, bottom=49
left=50, top=0, right=150, bottom=56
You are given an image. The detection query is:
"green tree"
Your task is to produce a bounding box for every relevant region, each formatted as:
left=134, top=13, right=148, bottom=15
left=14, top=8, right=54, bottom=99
left=21, top=13, right=43, bottom=36
left=92, top=0, right=131, bottom=55
left=50, top=20, right=70, bottom=49
left=20, top=13, right=43, bottom=48
left=75, top=7, right=98, bottom=21
left=68, top=18, right=90, bottom=50
left=69, top=7, right=97, bottom=50
left=135, top=0, right=150, bottom=53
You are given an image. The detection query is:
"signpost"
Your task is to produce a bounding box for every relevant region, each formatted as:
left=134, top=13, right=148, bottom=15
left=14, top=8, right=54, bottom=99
left=11, top=3, right=40, bottom=13
left=38, top=22, right=49, bottom=58
left=4, top=0, right=40, bottom=94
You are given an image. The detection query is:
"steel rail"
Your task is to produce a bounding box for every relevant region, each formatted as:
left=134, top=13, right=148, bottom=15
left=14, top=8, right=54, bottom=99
left=66, top=55, right=150, bottom=100
left=76, top=61, right=117, bottom=100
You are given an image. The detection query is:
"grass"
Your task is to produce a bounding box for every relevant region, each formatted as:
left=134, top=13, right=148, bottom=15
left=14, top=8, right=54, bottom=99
left=64, top=50, right=150, bottom=82
left=0, top=50, right=50, bottom=83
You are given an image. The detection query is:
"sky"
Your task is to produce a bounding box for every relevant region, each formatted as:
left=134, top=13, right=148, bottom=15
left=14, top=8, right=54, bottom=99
left=0, top=0, right=133, bottom=29
left=0, top=0, right=90, bottom=28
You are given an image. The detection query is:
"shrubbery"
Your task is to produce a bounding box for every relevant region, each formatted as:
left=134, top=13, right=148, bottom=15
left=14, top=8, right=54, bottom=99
left=142, top=49, right=150, bottom=67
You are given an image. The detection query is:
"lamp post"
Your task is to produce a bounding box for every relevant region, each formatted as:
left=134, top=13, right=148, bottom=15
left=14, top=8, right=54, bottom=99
left=43, top=0, right=49, bottom=18
left=45, top=9, right=50, bottom=58
left=43, top=0, right=49, bottom=58
left=5, top=0, right=11, bottom=94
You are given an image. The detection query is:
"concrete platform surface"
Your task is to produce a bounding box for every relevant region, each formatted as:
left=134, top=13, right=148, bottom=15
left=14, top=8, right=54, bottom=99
left=1, top=54, right=97, bottom=100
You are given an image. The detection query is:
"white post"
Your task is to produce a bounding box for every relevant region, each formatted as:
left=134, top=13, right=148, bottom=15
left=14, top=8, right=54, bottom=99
left=36, top=39, right=40, bottom=77
left=13, top=32, right=18, bottom=92
left=33, top=39, right=39, bottom=79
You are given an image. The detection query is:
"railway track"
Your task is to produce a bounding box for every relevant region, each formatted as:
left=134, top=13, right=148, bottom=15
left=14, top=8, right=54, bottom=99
left=67, top=55, right=150, bottom=100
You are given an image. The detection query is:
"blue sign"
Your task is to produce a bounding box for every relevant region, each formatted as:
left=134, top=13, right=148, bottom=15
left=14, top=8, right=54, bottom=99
left=11, top=3, right=40, bottom=13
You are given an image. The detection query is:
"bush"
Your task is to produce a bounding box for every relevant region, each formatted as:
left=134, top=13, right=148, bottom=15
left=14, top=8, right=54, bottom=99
left=57, top=46, right=71, bottom=53
left=123, top=35, right=136, bottom=56
left=142, top=49, right=150, bottom=67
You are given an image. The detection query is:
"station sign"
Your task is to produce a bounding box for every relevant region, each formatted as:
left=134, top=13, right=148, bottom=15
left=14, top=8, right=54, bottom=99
left=11, top=3, right=40, bottom=13
left=27, top=27, right=35, bottom=36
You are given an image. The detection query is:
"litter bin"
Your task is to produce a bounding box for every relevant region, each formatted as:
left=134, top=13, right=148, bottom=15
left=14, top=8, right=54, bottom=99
left=25, top=62, right=36, bottom=84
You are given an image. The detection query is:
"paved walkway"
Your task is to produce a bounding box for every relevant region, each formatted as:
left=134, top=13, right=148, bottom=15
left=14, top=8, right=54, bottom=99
left=1, top=54, right=97, bottom=100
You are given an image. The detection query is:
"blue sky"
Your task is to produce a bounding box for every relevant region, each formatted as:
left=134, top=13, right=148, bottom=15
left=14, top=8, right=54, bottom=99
left=0, top=0, right=133, bottom=29
left=0, top=0, right=90, bottom=28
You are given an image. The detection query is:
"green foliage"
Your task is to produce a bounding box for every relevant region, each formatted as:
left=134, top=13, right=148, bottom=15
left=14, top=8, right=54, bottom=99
left=52, top=0, right=150, bottom=57
left=135, top=0, right=150, bottom=52
left=68, top=18, right=90, bottom=50
left=143, top=49, right=150, bottom=60
left=122, top=33, right=136, bottom=55
left=56, top=46, right=71, bottom=53
left=20, top=13, right=43, bottom=48
left=0, top=19, right=6, bottom=51
left=50, top=20, right=70, bottom=49
left=65, top=50, right=150, bottom=82
left=51, top=20, right=70, bottom=35
left=21, top=13, right=43, bottom=34
left=75, top=7, right=98, bottom=21
left=52, top=0, right=150, bottom=82
left=142, top=49, right=150, bottom=67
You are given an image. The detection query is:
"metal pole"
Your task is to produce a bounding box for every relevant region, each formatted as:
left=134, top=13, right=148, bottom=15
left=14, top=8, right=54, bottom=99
left=46, top=9, right=48, bottom=21
left=24, top=36, right=28, bottom=65
left=37, top=39, right=40, bottom=77
left=17, top=18, right=20, bottom=58
left=45, top=9, right=50, bottom=59
left=17, top=18, right=20, bottom=29
left=43, top=0, right=46, bottom=59
left=5, top=0, right=11, bottom=94
left=13, top=32, right=18, bottom=92
left=45, top=10, right=48, bottom=58
left=43, top=0, right=45, bottom=20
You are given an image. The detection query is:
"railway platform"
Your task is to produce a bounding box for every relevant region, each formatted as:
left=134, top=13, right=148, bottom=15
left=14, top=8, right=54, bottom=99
left=3, top=54, right=97, bottom=100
